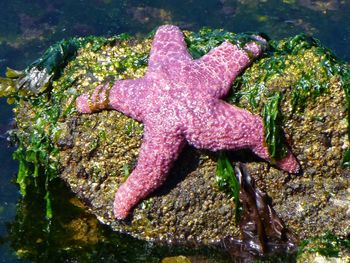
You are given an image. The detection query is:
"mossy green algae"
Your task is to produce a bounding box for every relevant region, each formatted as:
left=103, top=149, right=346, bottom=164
left=4, top=35, right=133, bottom=218
left=230, top=33, right=350, bottom=162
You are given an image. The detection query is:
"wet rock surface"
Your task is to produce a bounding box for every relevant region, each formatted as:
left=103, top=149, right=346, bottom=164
left=60, top=110, right=238, bottom=242
left=9, top=29, right=350, bottom=246
left=244, top=83, right=350, bottom=239
left=58, top=83, right=350, bottom=243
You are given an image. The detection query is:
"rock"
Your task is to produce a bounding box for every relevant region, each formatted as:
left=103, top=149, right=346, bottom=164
left=2, top=28, right=350, bottom=250
left=161, top=256, right=191, bottom=263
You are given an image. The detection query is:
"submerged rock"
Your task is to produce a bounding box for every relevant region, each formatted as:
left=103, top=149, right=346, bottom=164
left=2, top=28, right=350, bottom=252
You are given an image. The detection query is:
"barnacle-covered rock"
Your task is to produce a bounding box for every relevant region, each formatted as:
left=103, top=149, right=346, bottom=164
left=231, top=35, right=350, bottom=240
left=2, top=28, right=350, bottom=249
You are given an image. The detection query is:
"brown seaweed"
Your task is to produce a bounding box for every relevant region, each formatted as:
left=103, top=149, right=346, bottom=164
left=220, top=163, right=298, bottom=261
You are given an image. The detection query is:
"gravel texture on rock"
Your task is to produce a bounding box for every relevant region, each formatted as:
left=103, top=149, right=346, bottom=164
left=9, top=29, right=350, bottom=244
left=244, top=83, right=350, bottom=239
left=59, top=110, right=238, bottom=242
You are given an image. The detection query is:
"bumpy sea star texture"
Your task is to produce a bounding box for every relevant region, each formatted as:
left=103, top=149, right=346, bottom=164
left=76, top=25, right=299, bottom=219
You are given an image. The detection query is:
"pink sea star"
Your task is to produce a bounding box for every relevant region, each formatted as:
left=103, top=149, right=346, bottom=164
left=76, top=25, right=300, bottom=220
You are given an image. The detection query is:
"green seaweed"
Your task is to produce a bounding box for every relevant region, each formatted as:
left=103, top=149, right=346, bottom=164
left=2, top=35, right=127, bottom=219
left=298, top=232, right=350, bottom=258
left=216, top=152, right=242, bottom=222
left=268, top=34, right=340, bottom=112
left=262, top=92, right=288, bottom=160
left=0, top=35, right=126, bottom=98
left=12, top=142, right=29, bottom=196
left=11, top=99, right=61, bottom=219
left=185, top=27, right=266, bottom=59
left=0, top=39, right=81, bottom=97
left=341, top=67, right=350, bottom=166
left=231, top=33, right=350, bottom=160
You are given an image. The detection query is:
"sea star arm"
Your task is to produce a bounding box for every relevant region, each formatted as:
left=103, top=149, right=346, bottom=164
left=76, top=78, right=147, bottom=121
left=113, top=127, right=186, bottom=219
left=76, top=84, right=110, bottom=113
left=196, top=38, right=266, bottom=98
left=184, top=101, right=299, bottom=173
left=147, top=25, right=192, bottom=72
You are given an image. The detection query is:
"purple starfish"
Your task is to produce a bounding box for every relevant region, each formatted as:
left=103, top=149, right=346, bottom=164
left=76, top=25, right=299, bottom=220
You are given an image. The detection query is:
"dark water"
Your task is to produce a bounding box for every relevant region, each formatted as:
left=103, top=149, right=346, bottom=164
left=0, top=0, right=349, bottom=262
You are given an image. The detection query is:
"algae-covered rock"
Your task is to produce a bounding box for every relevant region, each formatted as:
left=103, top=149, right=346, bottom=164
left=2, top=28, right=350, bottom=247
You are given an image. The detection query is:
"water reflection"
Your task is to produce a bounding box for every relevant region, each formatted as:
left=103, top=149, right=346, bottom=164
left=6, top=179, right=230, bottom=262
left=0, top=97, right=22, bottom=263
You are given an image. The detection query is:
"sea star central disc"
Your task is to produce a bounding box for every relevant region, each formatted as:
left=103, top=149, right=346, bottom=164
left=76, top=25, right=299, bottom=220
